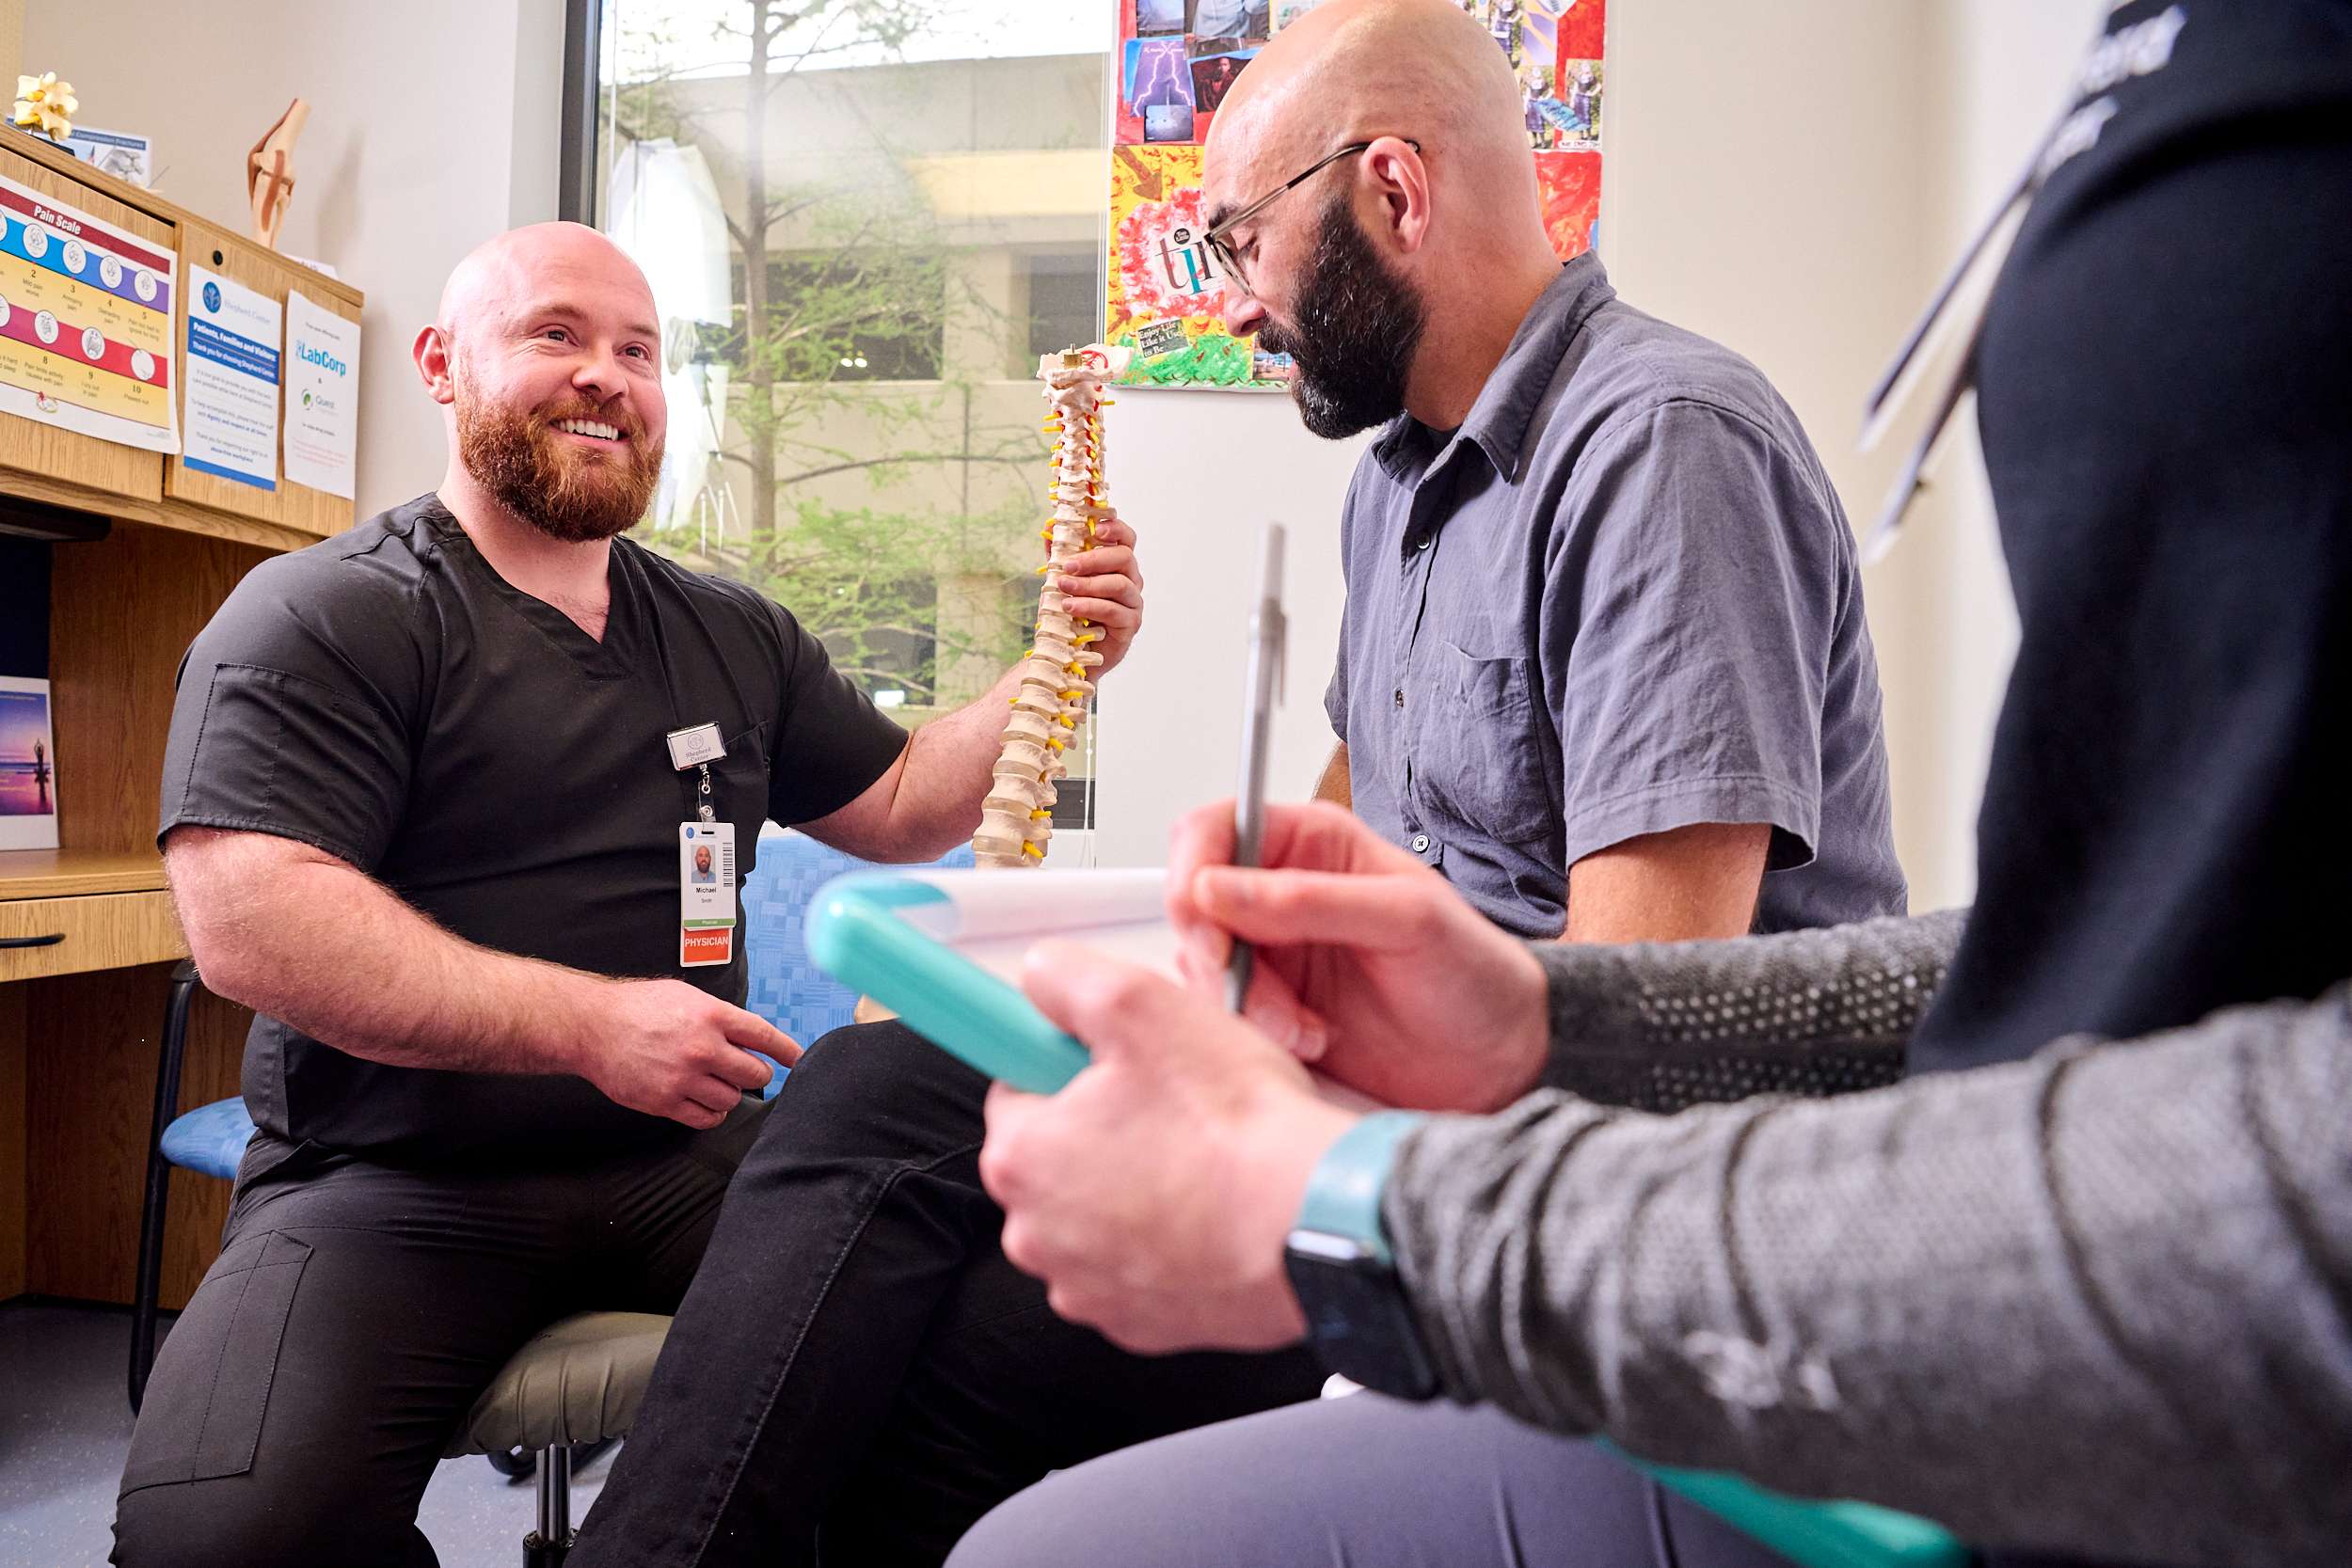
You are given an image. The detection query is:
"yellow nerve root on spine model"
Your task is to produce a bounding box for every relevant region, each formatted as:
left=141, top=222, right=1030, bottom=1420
left=973, top=346, right=1133, bottom=869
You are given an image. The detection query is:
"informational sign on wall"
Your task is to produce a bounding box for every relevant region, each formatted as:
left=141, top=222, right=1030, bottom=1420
left=283, top=289, right=358, bottom=498
left=0, top=172, right=177, bottom=450
left=183, top=267, right=281, bottom=490
left=1106, top=0, right=1607, bottom=391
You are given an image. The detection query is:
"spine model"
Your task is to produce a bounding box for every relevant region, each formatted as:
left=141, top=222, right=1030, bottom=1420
left=973, top=347, right=1132, bottom=868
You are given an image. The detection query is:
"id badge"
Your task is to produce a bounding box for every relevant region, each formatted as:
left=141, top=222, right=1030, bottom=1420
left=678, top=821, right=738, bottom=968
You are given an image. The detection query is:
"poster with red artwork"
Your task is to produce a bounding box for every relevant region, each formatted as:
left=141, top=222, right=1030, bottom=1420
left=1107, top=0, right=1607, bottom=389
left=1536, top=148, right=1603, bottom=261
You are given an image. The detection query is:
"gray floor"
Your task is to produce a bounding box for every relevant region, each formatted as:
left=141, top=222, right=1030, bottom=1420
left=0, top=1299, right=612, bottom=1568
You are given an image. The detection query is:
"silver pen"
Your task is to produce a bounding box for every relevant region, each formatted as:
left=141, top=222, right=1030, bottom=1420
left=1226, top=523, right=1287, bottom=1014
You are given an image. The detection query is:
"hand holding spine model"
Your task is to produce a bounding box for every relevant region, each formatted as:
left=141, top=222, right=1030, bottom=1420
left=973, top=347, right=1133, bottom=868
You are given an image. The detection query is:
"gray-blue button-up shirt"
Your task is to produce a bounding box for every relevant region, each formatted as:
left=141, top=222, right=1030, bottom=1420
left=1327, top=256, right=1905, bottom=938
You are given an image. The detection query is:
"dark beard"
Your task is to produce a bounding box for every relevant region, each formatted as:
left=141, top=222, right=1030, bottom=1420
left=455, top=372, right=663, bottom=544
left=1254, top=193, right=1427, bottom=440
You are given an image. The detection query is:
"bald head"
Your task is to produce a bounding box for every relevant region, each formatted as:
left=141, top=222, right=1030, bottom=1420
left=1198, top=0, right=1566, bottom=435
left=437, top=222, right=657, bottom=348
left=1206, top=0, right=1536, bottom=220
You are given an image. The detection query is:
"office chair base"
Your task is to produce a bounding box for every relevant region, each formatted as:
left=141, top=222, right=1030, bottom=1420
left=487, top=1433, right=614, bottom=1482
left=522, top=1529, right=573, bottom=1568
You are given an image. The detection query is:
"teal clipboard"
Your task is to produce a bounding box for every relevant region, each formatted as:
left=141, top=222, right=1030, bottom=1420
left=804, top=870, right=1975, bottom=1568
left=1608, top=1444, right=1973, bottom=1568
left=804, top=870, right=1093, bottom=1093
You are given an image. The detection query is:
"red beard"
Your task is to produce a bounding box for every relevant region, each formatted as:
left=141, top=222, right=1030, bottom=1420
left=455, top=377, right=663, bottom=544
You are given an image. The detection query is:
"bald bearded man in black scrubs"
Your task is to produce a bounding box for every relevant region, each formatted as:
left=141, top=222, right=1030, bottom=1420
left=111, top=221, right=1146, bottom=1568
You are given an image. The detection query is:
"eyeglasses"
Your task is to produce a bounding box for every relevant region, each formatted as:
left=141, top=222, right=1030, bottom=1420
left=1200, top=138, right=1421, bottom=297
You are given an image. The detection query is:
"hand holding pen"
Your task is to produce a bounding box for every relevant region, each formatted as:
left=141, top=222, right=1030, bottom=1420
left=1167, top=796, right=1551, bottom=1116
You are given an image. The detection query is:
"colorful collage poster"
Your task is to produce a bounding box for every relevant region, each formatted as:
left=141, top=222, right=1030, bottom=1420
left=0, top=172, right=178, bottom=451
left=1106, top=0, right=1607, bottom=391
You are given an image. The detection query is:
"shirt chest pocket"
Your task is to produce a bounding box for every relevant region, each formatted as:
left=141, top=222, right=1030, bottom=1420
left=708, top=721, right=771, bottom=829
left=1409, top=642, right=1554, bottom=848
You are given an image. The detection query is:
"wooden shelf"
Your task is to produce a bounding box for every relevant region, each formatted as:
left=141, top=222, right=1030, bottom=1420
left=0, top=847, right=168, bottom=900
left=0, top=463, right=330, bottom=555
left=0, top=129, right=361, bottom=550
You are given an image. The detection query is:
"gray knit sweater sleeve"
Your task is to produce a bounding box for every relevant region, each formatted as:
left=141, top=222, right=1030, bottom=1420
left=1530, top=909, right=1967, bottom=1111
left=1384, top=984, right=2352, bottom=1568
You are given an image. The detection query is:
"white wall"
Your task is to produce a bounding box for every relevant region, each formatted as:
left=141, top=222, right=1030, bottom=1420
left=1088, top=398, right=1369, bottom=867
left=1880, top=0, right=2106, bottom=905
left=24, top=0, right=566, bottom=520
left=1561, top=0, right=2093, bottom=912
left=0, top=0, right=22, bottom=98
left=19, top=0, right=2114, bottom=900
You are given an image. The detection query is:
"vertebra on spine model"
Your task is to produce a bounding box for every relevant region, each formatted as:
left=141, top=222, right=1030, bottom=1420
left=973, top=346, right=1133, bottom=868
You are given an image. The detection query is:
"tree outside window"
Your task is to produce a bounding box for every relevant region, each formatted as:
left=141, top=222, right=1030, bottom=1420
left=593, top=1, right=1105, bottom=815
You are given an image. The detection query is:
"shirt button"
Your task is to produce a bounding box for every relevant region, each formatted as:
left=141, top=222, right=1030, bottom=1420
left=1411, top=833, right=1431, bottom=853
left=1393, top=689, right=1405, bottom=709
left=1415, top=533, right=1432, bottom=551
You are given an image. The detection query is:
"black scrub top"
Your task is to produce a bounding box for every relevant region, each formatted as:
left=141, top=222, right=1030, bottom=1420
left=158, top=493, right=910, bottom=1164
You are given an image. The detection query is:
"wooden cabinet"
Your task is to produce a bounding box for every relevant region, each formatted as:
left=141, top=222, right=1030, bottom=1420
left=0, top=891, right=184, bottom=982
left=0, top=137, right=361, bottom=1308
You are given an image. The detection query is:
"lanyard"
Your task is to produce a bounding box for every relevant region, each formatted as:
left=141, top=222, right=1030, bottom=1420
left=623, top=543, right=739, bottom=826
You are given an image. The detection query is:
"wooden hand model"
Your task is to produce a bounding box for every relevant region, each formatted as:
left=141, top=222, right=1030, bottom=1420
left=973, top=347, right=1133, bottom=868
left=247, top=98, right=310, bottom=251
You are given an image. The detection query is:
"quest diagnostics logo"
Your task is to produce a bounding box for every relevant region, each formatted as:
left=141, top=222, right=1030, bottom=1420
left=201, top=280, right=222, bottom=314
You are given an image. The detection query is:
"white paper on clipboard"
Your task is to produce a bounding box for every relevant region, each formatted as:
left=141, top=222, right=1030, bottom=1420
left=887, top=868, right=1182, bottom=987
left=860, top=865, right=1384, bottom=1112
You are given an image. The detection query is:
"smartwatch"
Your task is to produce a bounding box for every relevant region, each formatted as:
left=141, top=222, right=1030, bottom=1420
left=1283, top=1111, right=1438, bottom=1401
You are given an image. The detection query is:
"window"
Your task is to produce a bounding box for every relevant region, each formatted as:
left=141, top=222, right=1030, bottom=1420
left=1024, top=248, right=1103, bottom=367
left=574, top=0, right=1109, bottom=827
left=721, top=254, right=947, bottom=383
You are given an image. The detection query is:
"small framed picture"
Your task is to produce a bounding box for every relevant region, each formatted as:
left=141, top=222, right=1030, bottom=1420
left=0, top=675, right=58, bottom=850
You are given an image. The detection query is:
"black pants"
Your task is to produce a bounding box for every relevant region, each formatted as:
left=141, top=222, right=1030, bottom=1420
left=569, top=1022, right=1326, bottom=1567
left=112, top=1098, right=769, bottom=1568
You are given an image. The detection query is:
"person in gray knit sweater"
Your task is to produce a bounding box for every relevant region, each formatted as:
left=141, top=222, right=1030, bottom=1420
left=954, top=3, right=2352, bottom=1566
left=961, top=806, right=2346, bottom=1568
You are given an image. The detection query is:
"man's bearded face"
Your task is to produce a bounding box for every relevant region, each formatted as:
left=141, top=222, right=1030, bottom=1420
left=1253, top=191, right=1429, bottom=441
left=454, top=353, right=664, bottom=544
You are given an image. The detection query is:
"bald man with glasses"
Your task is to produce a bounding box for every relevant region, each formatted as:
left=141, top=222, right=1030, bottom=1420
left=1199, top=0, right=1901, bottom=948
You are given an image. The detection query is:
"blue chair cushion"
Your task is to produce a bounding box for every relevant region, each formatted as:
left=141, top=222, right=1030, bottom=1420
left=740, top=830, right=972, bottom=1048
left=159, top=1097, right=257, bottom=1181
left=743, top=1050, right=788, bottom=1101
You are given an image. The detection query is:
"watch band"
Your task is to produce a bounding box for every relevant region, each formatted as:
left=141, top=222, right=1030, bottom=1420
left=1295, top=1110, right=1429, bottom=1261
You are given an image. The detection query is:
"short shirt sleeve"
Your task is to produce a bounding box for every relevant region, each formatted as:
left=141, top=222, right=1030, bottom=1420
left=1324, top=599, right=1354, bottom=744
left=157, top=555, right=419, bottom=871
left=762, top=599, right=911, bottom=826
left=1324, top=479, right=1367, bottom=743
left=1543, top=398, right=1844, bottom=872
